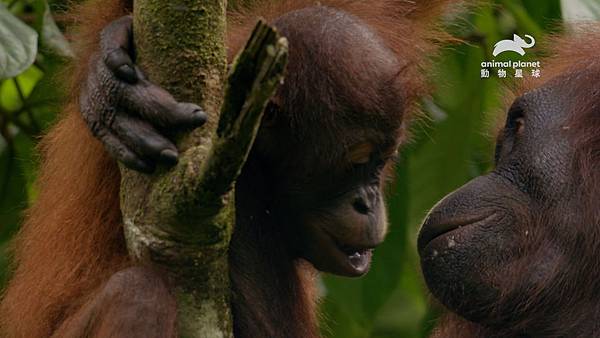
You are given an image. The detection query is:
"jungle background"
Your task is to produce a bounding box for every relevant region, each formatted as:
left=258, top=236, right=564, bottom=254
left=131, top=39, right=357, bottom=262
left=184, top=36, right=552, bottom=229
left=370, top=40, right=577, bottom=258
left=0, top=0, right=597, bottom=337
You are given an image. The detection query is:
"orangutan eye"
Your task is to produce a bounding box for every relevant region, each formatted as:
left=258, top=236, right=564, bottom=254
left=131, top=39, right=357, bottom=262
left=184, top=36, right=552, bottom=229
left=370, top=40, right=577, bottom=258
left=506, top=105, right=525, bottom=137
left=348, top=142, right=374, bottom=165
left=514, top=117, right=525, bottom=135
left=495, top=104, right=525, bottom=164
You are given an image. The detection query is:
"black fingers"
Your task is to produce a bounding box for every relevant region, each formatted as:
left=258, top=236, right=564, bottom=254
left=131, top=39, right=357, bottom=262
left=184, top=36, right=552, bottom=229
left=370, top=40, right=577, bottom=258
left=100, top=16, right=138, bottom=84
left=81, top=15, right=209, bottom=174
left=98, top=16, right=206, bottom=129
left=97, top=128, right=155, bottom=174
left=108, top=51, right=137, bottom=84
left=123, top=80, right=208, bottom=129
left=111, top=113, right=179, bottom=166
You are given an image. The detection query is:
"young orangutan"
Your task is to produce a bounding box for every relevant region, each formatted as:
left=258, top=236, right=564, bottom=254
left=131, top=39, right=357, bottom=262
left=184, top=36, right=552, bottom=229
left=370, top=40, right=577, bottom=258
left=0, top=0, right=458, bottom=337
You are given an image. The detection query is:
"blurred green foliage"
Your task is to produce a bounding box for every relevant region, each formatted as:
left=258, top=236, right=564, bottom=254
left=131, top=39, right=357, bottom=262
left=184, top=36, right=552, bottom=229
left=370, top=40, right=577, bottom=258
left=0, top=0, right=577, bottom=337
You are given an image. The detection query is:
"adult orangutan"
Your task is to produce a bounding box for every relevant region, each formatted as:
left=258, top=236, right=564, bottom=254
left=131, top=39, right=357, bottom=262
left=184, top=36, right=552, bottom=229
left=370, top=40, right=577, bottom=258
left=419, top=28, right=600, bottom=337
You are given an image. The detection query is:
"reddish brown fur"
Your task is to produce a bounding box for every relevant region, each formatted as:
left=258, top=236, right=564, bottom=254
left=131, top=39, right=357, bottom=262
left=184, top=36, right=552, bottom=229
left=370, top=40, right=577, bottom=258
left=0, top=105, right=128, bottom=337
left=228, top=0, right=460, bottom=121
left=0, top=1, right=459, bottom=337
left=431, top=26, right=600, bottom=338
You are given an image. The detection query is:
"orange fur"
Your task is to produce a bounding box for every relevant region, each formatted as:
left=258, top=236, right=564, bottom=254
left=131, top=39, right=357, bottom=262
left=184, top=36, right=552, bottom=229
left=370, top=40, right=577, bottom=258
left=228, top=0, right=463, bottom=119
left=0, top=3, right=131, bottom=337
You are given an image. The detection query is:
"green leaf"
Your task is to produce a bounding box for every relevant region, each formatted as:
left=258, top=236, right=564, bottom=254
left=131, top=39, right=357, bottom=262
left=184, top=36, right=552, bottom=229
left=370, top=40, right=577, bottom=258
left=32, top=0, right=74, bottom=58
left=521, top=0, right=562, bottom=31
left=0, top=3, right=39, bottom=79
left=500, top=0, right=544, bottom=38
left=42, top=4, right=74, bottom=57
left=0, top=139, right=27, bottom=242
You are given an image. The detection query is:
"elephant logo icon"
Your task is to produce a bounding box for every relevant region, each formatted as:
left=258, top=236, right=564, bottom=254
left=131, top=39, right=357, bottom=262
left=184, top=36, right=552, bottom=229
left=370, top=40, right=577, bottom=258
left=492, top=34, right=536, bottom=57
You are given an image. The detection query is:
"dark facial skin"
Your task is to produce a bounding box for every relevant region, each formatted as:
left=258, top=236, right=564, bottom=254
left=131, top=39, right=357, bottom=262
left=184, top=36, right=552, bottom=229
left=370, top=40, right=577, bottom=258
left=418, top=76, right=586, bottom=333
left=82, top=9, right=404, bottom=277
left=252, top=7, right=404, bottom=276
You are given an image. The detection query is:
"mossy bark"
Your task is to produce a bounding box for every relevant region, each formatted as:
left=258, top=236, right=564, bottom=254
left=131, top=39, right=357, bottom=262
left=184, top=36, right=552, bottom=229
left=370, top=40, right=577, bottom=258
left=120, top=2, right=288, bottom=337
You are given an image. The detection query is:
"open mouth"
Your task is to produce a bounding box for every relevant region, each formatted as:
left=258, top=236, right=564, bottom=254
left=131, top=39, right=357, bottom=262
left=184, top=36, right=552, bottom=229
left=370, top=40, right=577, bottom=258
left=334, top=239, right=373, bottom=277
left=417, top=213, right=496, bottom=254
left=308, top=225, right=381, bottom=277
left=337, top=243, right=374, bottom=273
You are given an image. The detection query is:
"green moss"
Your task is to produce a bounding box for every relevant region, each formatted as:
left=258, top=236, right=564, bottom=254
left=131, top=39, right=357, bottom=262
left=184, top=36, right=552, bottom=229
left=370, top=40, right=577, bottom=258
left=123, top=1, right=232, bottom=337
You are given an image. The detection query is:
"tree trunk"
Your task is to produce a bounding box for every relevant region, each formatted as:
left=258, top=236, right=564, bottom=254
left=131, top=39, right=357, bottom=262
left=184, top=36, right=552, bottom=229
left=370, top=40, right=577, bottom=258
left=120, top=1, right=288, bottom=337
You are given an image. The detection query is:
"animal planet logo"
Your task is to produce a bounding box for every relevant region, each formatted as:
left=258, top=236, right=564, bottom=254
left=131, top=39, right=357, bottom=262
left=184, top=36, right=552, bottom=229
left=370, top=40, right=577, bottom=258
left=481, top=34, right=541, bottom=79
left=493, top=34, right=536, bottom=57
